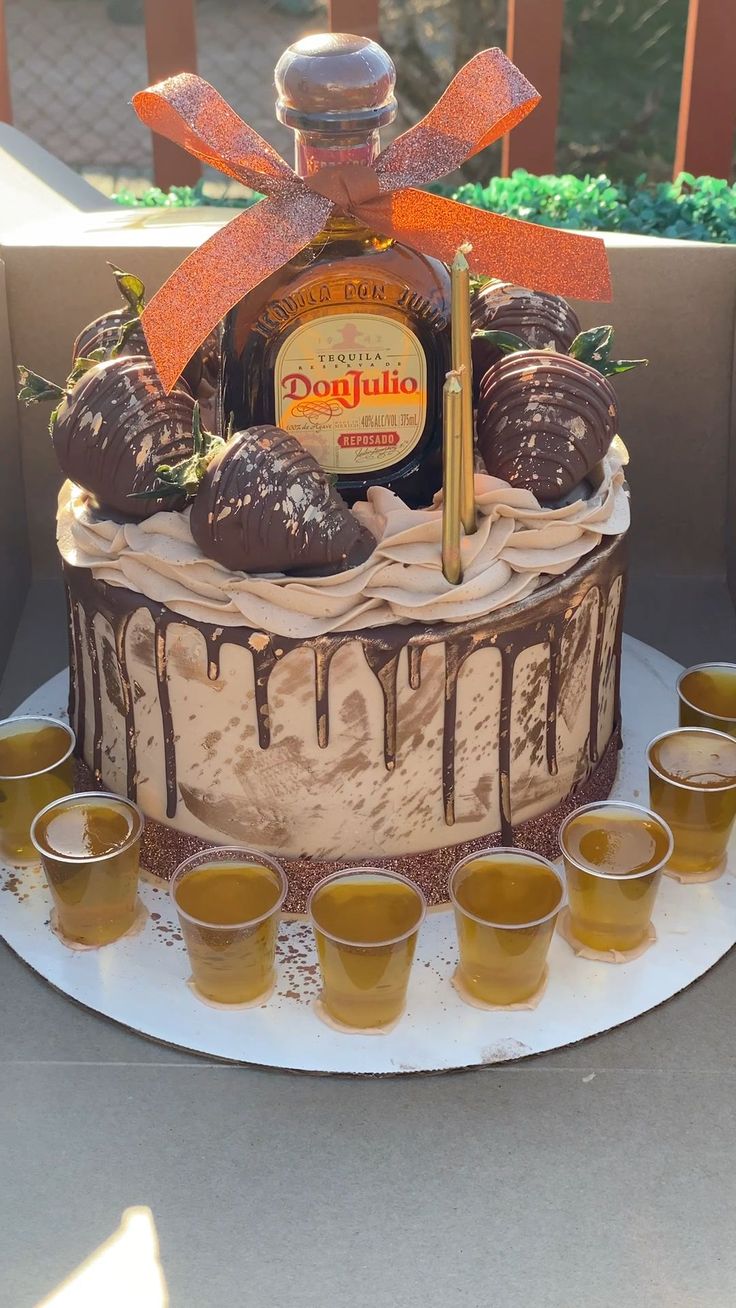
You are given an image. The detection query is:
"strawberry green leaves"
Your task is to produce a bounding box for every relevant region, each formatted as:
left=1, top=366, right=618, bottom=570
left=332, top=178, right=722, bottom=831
left=130, top=403, right=225, bottom=500
left=471, top=329, right=530, bottom=356
left=471, top=324, right=647, bottom=378
left=568, top=326, right=647, bottom=377
left=109, top=264, right=146, bottom=317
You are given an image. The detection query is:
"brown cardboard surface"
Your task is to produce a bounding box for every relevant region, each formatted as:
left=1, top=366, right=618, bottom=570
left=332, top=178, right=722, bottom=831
left=572, top=235, right=736, bottom=577
left=2, top=214, right=736, bottom=578
left=729, top=285, right=736, bottom=610
left=0, top=257, right=31, bottom=670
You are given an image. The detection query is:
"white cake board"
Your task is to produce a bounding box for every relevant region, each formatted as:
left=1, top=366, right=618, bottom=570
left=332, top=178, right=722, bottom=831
left=1, top=634, right=734, bottom=1075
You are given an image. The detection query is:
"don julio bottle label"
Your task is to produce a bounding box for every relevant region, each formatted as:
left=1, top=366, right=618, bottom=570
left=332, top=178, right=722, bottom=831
left=274, top=314, right=427, bottom=474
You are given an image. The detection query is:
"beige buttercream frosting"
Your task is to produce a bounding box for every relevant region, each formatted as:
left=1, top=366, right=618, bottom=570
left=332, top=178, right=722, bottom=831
left=57, top=456, right=629, bottom=639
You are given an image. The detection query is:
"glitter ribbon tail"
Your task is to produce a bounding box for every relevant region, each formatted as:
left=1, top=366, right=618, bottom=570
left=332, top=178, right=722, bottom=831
left=357, top=189, right=612, bottom=301
left=141, top=193, right=332, bottom=390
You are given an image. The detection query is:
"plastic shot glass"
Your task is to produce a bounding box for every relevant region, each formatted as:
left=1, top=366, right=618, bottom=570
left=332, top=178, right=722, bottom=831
left=450, top=848, right=565, bottom=1005
left=677, top=663, right=736, bottom=737
left=0, top=716, right=75, bottom=864
left=308, top=868, right=426, bottom=1029
left=171, top=846, right=288, bottom=1004
left=31, top=790, right=144, bottom=946
left=560, top=800, right=673, bottom=951
left=648, top=727, right=736, bottom=878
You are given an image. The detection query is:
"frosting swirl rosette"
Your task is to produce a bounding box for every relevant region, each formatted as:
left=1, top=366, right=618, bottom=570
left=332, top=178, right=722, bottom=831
left=57, top=453, right=628, bottom=639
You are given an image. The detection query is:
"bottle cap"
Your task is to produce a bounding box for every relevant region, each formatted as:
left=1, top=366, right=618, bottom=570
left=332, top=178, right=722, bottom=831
left=275, top=33, right=397, bottom=132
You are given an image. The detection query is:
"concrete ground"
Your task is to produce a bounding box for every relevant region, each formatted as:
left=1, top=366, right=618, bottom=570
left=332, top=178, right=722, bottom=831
left=2, top=571, right=736, bottom=1307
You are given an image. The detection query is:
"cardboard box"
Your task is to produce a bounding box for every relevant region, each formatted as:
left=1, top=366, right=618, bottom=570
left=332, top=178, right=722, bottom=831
left=2, top=209, right=736, bottom=583
left=0, top=257, right=31, bottom=671
left=571, top=236, right=736, bottom=584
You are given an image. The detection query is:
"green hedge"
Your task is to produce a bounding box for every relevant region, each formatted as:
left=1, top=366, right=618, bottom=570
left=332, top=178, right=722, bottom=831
left=113, top=171, right=736, bottom=243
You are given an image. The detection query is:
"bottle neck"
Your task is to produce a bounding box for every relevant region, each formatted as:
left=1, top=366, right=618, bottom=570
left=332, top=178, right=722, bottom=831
left=293, top=128, right=381, bottom=178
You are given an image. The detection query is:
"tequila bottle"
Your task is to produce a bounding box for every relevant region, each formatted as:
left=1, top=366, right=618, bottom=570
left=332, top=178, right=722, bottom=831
left=222, top=33, right=451, bottom=508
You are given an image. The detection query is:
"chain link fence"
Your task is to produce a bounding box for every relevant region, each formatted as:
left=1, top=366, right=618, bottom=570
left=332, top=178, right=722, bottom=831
left=5, top=0, right=690, bottom=192
left=7, top=0, right=154, bottom=179
left=5, top=0, right=321, bottom=188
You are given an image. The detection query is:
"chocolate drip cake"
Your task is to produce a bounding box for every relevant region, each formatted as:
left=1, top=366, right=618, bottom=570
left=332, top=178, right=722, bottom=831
left=58, top=434, right=628, bottom=910
left=62, top=540, right=625, bottom=911
left=24, top=256, right=632, bottom=913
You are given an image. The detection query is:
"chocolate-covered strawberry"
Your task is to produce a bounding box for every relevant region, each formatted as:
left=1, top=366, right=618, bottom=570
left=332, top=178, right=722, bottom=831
left=151, top=423, right=374, bottom=575
left=187, top=328, right=221, bottom=429
left=471, top=282, right=581, bottom=402
left=476, top=326, right=646, bottom=501
left=72, top=263, right=219, bottom=405
left=18, top=356, right=200, bottom=518
left=72, top=265, right=149, bottom=362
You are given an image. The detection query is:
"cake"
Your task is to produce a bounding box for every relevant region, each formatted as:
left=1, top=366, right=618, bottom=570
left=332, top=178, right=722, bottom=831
left=19, top=258, right=632, bottom=914
left=56, top=446, right=628, bottom=911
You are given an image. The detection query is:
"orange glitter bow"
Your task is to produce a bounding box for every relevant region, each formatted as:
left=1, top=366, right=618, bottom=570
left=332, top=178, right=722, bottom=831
left=133, top=49, right=611, bottom=391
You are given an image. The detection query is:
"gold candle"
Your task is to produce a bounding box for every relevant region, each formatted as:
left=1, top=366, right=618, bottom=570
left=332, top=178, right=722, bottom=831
left=442, top=371, right=463, bottom=585
left=451, top=245, right=476, bottom=536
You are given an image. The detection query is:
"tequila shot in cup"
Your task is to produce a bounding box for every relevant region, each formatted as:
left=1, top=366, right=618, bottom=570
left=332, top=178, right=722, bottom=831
left=450, top=848, right=565, bottom=1005
left=308, top=868, right=425, bottom=1029
left=648, top=727, right=736, bottom=878
left=677, top=663, right=736, bottom=737
left=31, top=791, right=144, bottom=946
left=0, top=716, right=75, bottom=865
left=560, top=800, right=673, bottom=952
left=171, top=846, right=287, bottom=1004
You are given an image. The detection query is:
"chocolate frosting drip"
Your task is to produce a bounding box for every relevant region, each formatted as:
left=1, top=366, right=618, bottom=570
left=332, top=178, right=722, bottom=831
left=546, top=619, right=563, bottom=776
left=83, top=611, right=104, bottom=782
left=65, top=591, right=80, bottom=742
left=612, top=570, right=627, bottom=728
left=53, top=357, right=196, bottom=519
left=471, top=283, right=581, bottom=396
left=189, top=426, right=374, bottom=576
left=588, top=588, right=607, bottom=765
left=252, top=640, right=278, bottom=750
left=314, top=642, right=338, bottom=749
left=64, top=531, right=626, bottom=842
left=114, top=612, right=137, bottom=799
left=204, top=629, right=224, bottom=683
left=477, top=353, right=618, bottom=501
left=363, top=645, right=401, bottom=771
left=154, top=613, right=178, bottom=819
left=441, top=638, right=464, bottom=826
left=497, top=641, right=516, bottom=846
left=408, top=643, right=423, bottom=691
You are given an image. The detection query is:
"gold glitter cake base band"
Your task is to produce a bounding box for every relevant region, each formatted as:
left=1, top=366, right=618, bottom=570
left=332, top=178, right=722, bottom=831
left=74, top=731, right=619, bottom=915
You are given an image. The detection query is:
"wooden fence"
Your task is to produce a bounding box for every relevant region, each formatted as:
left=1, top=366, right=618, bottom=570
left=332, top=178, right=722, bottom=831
left=0, top=0, right=734, bottom=191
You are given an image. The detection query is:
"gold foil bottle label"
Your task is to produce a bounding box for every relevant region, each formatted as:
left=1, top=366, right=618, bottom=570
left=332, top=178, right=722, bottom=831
left=274, top=313, right=427, bottom=474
